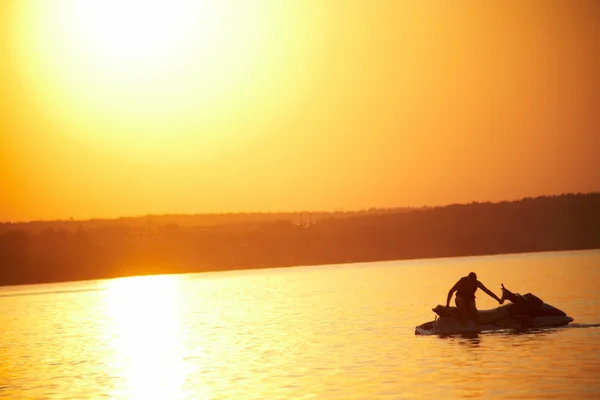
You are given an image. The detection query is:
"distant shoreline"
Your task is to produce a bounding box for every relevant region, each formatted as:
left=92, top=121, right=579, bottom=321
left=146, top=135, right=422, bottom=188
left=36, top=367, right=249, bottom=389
left=4, top=191, right=599, bottom=227
left=1, top=193, right=599, bottom=287
left=1, top=248, right=598, bottom=290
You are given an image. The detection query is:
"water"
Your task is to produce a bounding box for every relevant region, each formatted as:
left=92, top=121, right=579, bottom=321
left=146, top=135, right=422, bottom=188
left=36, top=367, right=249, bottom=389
left=1, top=250, right=599, bottom=399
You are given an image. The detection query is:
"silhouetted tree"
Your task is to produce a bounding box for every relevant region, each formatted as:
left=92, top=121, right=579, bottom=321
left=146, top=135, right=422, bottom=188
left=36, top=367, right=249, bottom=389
left=0, top=193, right=598, bottom=286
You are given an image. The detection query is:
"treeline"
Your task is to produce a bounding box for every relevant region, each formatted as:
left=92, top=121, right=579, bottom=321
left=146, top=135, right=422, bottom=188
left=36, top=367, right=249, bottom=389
left=1, top=193, right=599, bottom=286
left=0, top=207, right=415, bottom=235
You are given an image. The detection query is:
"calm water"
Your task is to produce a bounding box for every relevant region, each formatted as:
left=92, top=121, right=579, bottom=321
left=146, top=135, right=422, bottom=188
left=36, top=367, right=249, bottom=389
left=1, top=250, right=600, bottom=399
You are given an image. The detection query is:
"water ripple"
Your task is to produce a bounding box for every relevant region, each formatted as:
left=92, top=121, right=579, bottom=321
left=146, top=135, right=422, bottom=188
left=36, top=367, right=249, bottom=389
left=1, top=252, right=599, bottom=399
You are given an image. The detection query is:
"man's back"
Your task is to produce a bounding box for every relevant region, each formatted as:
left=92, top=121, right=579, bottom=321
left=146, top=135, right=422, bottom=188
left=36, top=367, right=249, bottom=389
left=456, top=276, right=478, bottom=299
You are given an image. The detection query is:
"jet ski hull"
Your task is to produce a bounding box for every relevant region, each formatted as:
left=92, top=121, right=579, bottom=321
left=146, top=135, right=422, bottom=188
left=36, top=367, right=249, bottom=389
left=415, top=284, right=574, bottom=336
left=415, top=315, right=574, bottom=336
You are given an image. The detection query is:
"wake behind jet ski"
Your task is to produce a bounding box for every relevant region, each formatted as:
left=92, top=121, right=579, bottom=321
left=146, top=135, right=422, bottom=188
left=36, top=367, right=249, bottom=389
left=415, top=283, right=574, bottom=335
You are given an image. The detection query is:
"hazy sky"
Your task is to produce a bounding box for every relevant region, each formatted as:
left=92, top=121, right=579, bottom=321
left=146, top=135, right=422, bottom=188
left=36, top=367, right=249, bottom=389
left=1, top=0, right=599, bottom=221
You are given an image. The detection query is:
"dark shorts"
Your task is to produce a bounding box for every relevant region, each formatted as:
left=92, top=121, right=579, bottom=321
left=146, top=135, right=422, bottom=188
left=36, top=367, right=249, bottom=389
left=455, top=297, right=479, bottom=322
left=455, top=296, right=476, bottom=308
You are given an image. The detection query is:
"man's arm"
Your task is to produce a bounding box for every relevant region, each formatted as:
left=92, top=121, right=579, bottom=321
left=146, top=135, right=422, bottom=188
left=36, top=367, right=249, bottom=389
left=477, top=281, right=503, bottom=304
left=446, top=282, right=458, bottom=307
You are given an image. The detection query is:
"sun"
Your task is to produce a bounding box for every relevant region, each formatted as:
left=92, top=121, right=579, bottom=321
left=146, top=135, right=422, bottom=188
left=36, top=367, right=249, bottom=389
left=69, top=0, right=195, bottom=68
left=10, top=0, right=323, bottom=161
left=66, top=0, right=242, bottom=80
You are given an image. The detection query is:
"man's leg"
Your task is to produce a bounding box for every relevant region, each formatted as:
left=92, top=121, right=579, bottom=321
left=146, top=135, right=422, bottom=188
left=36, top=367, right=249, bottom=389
left=455, top=297, right=468, bottom=326
left=468, top=300, right=479, bottom=325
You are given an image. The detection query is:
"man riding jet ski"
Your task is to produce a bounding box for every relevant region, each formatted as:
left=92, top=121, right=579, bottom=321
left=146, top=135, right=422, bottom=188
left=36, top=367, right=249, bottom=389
left=415, top=274, right=574, bottom=335
left=445, top=272, right=503, bottom=325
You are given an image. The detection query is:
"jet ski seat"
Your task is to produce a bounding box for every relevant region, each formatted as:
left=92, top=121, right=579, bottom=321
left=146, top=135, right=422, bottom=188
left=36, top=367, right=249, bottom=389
left=432, top=304, right=511, bottom=324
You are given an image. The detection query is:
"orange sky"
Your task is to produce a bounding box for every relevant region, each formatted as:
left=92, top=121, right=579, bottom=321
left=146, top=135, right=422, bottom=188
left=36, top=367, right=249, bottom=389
left=1, top=1, right=599, bottom=222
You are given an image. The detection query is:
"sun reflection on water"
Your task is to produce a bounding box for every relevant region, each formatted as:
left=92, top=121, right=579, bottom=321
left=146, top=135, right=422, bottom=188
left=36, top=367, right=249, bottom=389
left=103, top=275, right=192, bottom=400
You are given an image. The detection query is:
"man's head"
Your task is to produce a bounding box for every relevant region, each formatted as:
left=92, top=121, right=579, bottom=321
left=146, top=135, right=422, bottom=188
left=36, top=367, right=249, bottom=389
left=468, top=272, right=477, bottom=281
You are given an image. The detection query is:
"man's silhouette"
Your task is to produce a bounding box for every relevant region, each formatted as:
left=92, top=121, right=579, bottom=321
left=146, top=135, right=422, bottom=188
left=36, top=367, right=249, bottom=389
left=446, top=272, right=503, bottom=325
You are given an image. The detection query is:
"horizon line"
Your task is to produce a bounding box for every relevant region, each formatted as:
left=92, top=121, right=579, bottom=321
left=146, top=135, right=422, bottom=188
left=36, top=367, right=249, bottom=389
left=3, top=191, right=598, bottom=225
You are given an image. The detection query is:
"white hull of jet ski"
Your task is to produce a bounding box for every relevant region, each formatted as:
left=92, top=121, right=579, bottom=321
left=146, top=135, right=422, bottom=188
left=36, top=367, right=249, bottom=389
left=415, top=284, right=574, bottom=336
left=415, top=315, right=574, bottom=336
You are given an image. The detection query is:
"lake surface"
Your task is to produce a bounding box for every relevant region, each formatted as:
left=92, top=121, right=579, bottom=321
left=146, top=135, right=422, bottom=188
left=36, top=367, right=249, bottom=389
left=1, top=250, right=600, bottom=399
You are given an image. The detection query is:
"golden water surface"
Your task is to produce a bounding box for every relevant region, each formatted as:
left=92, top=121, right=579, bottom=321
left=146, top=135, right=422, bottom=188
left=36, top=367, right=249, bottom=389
left=1, top=250, right=599, bottom=399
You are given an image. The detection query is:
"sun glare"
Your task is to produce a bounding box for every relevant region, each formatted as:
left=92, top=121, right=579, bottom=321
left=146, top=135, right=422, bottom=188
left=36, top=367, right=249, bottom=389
left=103, top=275, right=192, bottom=399
left=66, top=0, right=247, bottom=81
left=70, top=0, right=194, bottom=68
left=10, top=0, right=324, bottom=161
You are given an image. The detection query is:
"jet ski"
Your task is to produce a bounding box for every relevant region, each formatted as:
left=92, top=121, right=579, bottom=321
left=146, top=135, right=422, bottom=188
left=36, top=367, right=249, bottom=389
left=415, top=284, right=574, bottom=335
